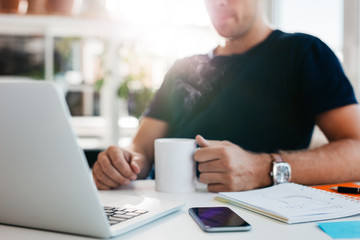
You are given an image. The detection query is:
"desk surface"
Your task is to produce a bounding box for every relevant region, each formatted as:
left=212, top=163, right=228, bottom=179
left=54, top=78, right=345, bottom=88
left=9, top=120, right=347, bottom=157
left=1, top=180, right=359, bottom=240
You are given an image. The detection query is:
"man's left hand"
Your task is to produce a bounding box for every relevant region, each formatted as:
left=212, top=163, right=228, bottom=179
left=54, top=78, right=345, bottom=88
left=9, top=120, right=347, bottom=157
left=194, top=135, right=271, bottom=192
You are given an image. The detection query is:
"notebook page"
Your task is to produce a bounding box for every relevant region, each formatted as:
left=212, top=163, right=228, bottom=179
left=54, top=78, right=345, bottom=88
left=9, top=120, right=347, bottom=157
left=217, top=183, right=360, bottom=224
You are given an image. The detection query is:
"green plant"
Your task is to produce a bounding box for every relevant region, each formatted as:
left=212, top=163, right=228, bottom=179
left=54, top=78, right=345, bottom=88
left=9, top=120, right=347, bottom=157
left=94, top=41, right=156, bottom=118
left=117, top=73, right=154, bottom=119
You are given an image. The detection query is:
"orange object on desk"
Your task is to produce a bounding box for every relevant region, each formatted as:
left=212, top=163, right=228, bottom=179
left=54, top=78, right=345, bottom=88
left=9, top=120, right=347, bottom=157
left=311, top=182, right=360, bottom=199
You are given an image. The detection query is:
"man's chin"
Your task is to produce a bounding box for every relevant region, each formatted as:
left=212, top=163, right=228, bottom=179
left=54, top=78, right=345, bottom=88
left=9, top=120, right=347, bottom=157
left=212, top=23, right=241, bottom=39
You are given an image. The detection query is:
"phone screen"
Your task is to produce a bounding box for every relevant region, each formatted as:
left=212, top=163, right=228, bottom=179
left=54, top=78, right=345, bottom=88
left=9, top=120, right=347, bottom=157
left=189, top=207, right=251, bottom=232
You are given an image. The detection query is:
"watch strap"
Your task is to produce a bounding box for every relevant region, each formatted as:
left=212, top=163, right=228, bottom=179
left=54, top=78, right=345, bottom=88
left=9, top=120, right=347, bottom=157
left=270, top=153, right=285, bottom=164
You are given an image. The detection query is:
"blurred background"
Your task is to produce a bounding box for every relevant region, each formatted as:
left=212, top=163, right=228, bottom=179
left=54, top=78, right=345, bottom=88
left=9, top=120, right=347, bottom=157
left=0, top=0, right=358, bottom=156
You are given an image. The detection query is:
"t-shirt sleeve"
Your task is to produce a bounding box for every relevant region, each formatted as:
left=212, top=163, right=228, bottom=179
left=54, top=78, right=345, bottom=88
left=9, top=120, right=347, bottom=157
left=298, top=37, right=357, bottom=118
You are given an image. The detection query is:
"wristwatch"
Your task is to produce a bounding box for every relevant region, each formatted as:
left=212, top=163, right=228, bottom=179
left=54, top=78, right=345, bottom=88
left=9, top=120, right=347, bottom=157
left=270, top=153, right=291, bottom=185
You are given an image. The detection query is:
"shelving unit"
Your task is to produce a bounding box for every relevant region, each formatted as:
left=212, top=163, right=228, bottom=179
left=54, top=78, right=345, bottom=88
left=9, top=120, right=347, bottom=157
left=0, top=14, right=131, bottom=149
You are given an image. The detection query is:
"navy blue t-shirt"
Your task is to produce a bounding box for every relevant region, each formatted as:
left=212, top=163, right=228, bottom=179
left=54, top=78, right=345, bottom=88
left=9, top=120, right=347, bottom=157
left=143, top=30, right=357, bottom=153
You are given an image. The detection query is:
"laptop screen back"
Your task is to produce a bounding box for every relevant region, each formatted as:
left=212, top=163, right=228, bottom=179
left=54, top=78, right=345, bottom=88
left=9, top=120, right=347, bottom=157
left=0, top=81, right=111, bottom=237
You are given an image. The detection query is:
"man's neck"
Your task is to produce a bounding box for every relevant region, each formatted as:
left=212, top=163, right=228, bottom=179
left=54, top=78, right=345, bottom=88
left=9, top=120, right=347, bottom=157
left=215, top=22, right=273, bottom=56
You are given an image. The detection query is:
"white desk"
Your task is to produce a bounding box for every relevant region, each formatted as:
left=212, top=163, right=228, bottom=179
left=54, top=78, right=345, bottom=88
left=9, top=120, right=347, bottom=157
left=1, top=180, right=359, bottom=240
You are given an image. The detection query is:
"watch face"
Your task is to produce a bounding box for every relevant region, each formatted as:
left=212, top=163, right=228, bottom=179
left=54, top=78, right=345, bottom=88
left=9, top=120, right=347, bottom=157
left=274, top=163, right=291, bottom=184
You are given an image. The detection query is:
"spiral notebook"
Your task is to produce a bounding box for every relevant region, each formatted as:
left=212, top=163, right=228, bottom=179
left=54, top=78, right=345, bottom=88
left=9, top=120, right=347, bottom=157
left=216, top=183, right=360, bottom=224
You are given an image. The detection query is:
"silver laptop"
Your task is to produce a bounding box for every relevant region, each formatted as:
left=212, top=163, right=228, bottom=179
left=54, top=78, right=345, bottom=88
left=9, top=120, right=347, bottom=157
left=0, top=80, right=185, bottom=238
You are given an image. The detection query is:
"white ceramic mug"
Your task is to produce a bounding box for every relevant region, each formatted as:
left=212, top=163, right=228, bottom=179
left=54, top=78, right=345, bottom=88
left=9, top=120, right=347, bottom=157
left=154, top=138, right=196, bottom=193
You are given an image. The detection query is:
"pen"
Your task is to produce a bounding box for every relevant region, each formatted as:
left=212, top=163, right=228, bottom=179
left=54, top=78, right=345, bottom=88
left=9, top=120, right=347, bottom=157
left=330, top=186, right=360, bottom=194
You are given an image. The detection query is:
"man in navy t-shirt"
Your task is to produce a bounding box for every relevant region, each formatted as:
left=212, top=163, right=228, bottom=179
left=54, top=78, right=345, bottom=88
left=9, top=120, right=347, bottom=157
left=92, top=0, right=360, bottom=192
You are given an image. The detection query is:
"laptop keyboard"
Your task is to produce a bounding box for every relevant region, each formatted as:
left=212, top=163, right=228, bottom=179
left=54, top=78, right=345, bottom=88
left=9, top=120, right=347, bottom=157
left=104, top=206, right=149, bottom=226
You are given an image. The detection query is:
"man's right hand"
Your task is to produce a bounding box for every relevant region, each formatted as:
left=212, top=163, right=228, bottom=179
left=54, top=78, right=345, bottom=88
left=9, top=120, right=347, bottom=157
left=92, top=146, right=145, bottom=190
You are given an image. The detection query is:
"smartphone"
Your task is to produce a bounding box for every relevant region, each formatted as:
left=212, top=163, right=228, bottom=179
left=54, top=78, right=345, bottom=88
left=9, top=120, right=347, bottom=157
left=188, top=207, right=251, bottom=232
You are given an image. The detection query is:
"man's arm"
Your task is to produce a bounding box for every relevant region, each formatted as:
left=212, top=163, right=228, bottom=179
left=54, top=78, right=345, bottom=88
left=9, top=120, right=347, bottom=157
left=92, top=117, right=168, bottom=190
left=195, top=104, right=360, bottom=192
left=283, top=104, right=360, bottom=185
